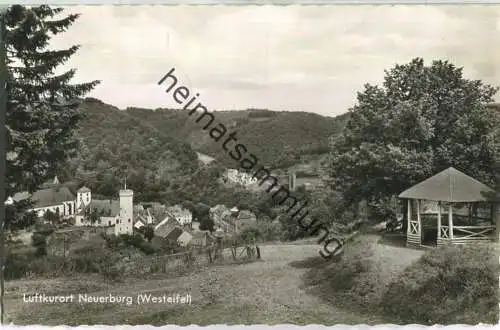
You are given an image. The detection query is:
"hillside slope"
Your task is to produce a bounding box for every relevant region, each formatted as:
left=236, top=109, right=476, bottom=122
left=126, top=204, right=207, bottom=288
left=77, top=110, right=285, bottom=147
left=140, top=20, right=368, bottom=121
left=124, top=107, right=349, bottom=169
left=64, top=98, right=199, bottom=201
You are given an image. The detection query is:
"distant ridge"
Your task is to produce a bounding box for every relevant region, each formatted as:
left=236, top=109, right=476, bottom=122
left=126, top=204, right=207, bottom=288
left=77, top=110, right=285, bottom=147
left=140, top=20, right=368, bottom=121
left=117, top=101, right=350, bottom=169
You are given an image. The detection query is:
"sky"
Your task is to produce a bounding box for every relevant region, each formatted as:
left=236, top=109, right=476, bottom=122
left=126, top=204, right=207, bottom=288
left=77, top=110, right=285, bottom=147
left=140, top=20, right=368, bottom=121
left=50, top=5, right=500, bottom=117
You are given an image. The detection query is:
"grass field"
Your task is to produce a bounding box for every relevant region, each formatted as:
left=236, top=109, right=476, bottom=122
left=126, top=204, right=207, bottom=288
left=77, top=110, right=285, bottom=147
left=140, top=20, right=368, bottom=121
left=5, top=234, right=494, bottom=325
left=4, top=244, right=387, bottom=325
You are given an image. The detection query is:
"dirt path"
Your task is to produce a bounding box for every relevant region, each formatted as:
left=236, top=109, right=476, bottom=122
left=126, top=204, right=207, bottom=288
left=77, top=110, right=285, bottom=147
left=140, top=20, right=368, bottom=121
left=4, top=242, right=413, bottom=325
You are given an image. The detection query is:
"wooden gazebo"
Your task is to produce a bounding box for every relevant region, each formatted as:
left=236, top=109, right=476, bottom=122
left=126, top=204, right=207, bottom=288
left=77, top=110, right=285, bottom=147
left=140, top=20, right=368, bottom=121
left=399, top=167, right=499, bottom=248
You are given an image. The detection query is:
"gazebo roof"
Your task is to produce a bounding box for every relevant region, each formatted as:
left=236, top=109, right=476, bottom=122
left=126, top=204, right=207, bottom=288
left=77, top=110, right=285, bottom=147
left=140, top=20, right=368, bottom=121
left=398, top=167, right=498, bottom=202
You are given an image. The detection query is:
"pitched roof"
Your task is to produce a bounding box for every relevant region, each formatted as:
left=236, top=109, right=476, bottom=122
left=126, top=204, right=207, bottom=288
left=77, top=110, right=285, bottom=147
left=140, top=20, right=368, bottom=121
left=192, top=230, right=210, bottom=239
left=154, top=216, right=180, bottom=238
left=182, top=228, right=194, bottom=235
left=237, top=210, right=256, bottom=221
left=178, top=230, right=193, bottom=239
left=77, top=186, right=91, bottom=193
left=166, top=205, right=191, bottom=217
left=165, top=227, right=183, bottom=242
left=87, top=199, right=120, bottom=217
left=63, top=182, right=79, bottom=195
left=11, top=191, right=30, bottom=202
left=155, top=215, right=178, bottom=230
left=398, top=167, right=498, bottom=202
left=31, top=186, right=75, bottom=208
left=9, top=179, right=78, bottom=206
left=41, top=176, right=59, bottom=186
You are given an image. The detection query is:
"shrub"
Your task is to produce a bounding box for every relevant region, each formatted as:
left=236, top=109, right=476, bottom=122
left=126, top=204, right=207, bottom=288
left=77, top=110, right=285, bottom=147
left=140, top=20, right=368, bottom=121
left=102, top=233, right=121, bottom=250
left=101, top=265, right=123, bottom=282
left=34, top=223, right=56, bottom=234
left=302, top=234, right=377, bottom=308
left=238, top=226, right=260, bottom=244
left=31, top=232, right=50, bottom=256
left=4, top=251, right=33, bottom=280
left=102, top=233, right=157, bottom=255
left=69, top=245, right=108, bottom=273
left=4, top=251, right=67, bottom=279
left=138, top=241, right=156, bottom=255
left=367, top=196, right=400, bottom=223
left=380, top=244, right=499, bottom=325
left=256, top=220, right=282, bottom=242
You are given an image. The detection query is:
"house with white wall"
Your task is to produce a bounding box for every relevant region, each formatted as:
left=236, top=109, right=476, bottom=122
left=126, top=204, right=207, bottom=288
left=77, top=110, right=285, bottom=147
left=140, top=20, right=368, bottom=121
left=75, top=186, right=135, bottom=236
left=224, top=169, right=258, bottom=186
left=166, top=205, right=192, bottom=226
left=75, top=199, right=120, bottom=227
left=5, top=180, right=77, bottom=219
left=76, top=186, right=92, bottom=212
left=6, top=176, right=138, bottom=236
left=177, top=230, right=193, bottom=247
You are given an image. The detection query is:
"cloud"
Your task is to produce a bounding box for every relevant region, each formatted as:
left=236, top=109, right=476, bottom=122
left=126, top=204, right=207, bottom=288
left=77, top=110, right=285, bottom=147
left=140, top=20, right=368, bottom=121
left=49, top=5, right=500, bottom=116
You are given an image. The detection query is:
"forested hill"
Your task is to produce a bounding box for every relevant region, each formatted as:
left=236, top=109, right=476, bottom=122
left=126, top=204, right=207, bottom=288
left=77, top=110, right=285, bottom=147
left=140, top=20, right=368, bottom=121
left=124, top=106, right=350, bottom=169
left=64, top=98, right=199, bottom=201
left=64, top=98, right=350, bottom=201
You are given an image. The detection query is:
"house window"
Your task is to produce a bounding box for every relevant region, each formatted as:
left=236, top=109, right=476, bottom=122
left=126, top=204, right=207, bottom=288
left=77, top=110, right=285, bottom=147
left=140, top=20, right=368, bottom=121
left=116, top=219, right=119, bottom=224
left=128, top=219, right=131, bottom=223
left=109, top=221, right=111, bottom=226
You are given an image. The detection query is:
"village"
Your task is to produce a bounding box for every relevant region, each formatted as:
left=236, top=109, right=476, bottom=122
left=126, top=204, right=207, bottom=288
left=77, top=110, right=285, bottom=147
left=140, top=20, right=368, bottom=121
left=4, top=170, right=274, bottom=252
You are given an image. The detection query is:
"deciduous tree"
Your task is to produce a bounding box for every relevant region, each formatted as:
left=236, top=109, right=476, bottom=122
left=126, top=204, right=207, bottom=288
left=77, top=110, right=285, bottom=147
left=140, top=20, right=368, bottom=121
left=327, top=58, right=499, bottom=224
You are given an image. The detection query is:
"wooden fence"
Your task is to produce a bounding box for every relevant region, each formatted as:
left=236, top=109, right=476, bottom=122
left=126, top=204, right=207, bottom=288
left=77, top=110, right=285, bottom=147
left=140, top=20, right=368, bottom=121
left=121, top=245, right=259, bottom=276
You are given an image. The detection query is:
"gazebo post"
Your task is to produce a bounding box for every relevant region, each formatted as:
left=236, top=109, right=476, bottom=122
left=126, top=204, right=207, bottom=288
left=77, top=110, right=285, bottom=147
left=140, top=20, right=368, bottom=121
left=448, top=203, right=454, bottom=240
left=407, top=199, right=411, bottom=233
left=437, top=201, right=442, bottom=242
left=416, top=199, right=422, bottom=244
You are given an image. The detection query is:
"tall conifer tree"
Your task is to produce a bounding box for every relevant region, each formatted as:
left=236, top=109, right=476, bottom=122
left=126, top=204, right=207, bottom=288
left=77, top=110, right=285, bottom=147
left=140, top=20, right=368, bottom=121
left=2, top=6, right=98, bottom=321
left=4, top=5, right=100, bottom=229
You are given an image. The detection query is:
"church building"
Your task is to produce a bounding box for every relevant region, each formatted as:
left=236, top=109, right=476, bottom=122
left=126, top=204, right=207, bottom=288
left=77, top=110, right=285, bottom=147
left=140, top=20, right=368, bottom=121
left=6, top=176, right=136, bottom=235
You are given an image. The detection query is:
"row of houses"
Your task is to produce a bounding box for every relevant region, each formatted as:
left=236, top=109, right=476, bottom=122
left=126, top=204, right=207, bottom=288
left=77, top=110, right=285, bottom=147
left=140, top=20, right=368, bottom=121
left=222, top=168, right=323, bottom=193
left=151, top=216, right=212, bottom=248
left=5, top=176, right=258, bottom=242
left=150, top=204, right=258, bottom=249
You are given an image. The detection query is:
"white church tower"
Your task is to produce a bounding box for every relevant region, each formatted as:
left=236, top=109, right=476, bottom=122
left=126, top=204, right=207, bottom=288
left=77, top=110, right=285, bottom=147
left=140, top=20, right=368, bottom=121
left=76, top=186, right=92, bottom=211
left=116, top=180, right=134, bottom=235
